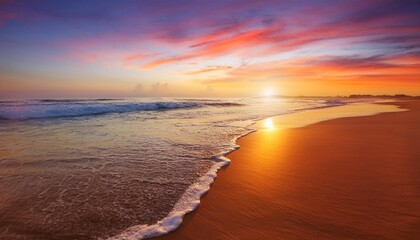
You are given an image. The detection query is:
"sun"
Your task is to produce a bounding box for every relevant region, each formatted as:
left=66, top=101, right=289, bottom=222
left=262, top=87, right=276, bottom=97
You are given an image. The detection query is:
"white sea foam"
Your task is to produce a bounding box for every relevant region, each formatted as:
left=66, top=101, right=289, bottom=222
left=106, top=129, right=257, bottom=240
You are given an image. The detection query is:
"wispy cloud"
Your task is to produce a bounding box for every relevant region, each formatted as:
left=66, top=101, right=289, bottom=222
left=199, top=53, right=420, bottom=85
left=1, top=0, right=420, bottom=97
left=186, top=65, right=232, bottom=75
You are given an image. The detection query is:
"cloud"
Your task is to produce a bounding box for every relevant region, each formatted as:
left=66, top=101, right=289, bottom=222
left=151, top=82, right=168, bottom=92
left=134, top=0, right=420, bottom=69
left=123, top=52, right=161, bottom=68
left=1, top=0, right=420, bottom=97
left=198, top=53, right=420, bottom=86
left=186, top=65, right=232, bottom=75
left=133, top=83, right=144, bottom=92
left=141, top=54, right=199, bottom=69
left=132, top=82, right=171, bottom=96
left=3, top=0, right=416, bottom=72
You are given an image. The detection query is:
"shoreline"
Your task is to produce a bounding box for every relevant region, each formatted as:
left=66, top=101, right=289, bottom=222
left=110, top=101, right=408, bottom=240
left=153, top=100, right=420, bottom=240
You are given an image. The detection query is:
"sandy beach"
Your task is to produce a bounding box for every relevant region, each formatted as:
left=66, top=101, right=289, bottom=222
left=2, top=1, right=420, bottom=239
left=156, top=100, right=420, bottom=240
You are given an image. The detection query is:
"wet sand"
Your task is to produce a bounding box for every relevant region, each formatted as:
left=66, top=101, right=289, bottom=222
left=156, top=101, right=420, bottom=240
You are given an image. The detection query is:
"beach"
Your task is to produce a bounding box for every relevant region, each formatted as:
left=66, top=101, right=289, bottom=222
left=156, top=100, right=420, bottom=240
left=0, top=97, right=347, bottom=239
left=2, top=1, right=420, bottom=239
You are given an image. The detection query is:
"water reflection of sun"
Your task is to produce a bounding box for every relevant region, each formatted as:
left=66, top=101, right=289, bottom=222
left=264, top=118, right=274, bottom=129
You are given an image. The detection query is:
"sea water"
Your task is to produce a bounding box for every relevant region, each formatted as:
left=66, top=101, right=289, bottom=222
left=0, top=97, right=351, bottom=239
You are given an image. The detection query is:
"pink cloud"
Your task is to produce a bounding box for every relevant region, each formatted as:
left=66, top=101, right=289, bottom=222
left=185, top=65, right=232, bottom=75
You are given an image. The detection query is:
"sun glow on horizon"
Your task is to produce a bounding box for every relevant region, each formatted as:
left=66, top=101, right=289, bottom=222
left=262, top=87, right=276, bottom=97
left=0, top=1, right=419, bottom=98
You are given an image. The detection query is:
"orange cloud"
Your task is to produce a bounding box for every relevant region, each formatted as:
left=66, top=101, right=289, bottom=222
left=123, top=52, right=160, bottom=68
left=198, top=53, right=420, bottom=89
left=140, top=54, right=198, bottom=69
left=186, top=65, right=232, bottom=75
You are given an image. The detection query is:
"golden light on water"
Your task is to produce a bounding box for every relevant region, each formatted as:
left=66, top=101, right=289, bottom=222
left=264, top=118, right=275, bottom=129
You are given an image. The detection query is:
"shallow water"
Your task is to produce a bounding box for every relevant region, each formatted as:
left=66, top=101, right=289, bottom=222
left=0, top=97, right=353, bottom=239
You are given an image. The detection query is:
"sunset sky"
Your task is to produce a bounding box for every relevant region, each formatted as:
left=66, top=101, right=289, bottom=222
left=1, top=0, right=420, bottom=98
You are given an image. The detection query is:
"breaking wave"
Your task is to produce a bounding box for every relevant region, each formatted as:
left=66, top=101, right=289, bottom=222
left=0, top=100, right=238, bottom=120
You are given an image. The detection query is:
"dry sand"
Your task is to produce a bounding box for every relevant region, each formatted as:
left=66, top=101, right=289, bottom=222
left=155, top=100, right=420, bottom=240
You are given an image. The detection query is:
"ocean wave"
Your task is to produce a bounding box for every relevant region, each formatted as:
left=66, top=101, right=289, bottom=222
left=0, top=100, right=245, bottom=120
left=206, top=102, right=245, bottom=107
left=324, top=98, right=347, bottom=105
left=0, top=101, right=203, bottom=120
left=36, top=98, right=121, bottom=103
left=179, top=99, right=246, bottom=106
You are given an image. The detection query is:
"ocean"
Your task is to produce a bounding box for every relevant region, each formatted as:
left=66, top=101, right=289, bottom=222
left=0, top=97, right=349, bottom=239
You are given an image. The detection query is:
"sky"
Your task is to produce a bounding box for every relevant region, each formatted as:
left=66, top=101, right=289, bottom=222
left=0, top=0, right=420, bottom=98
